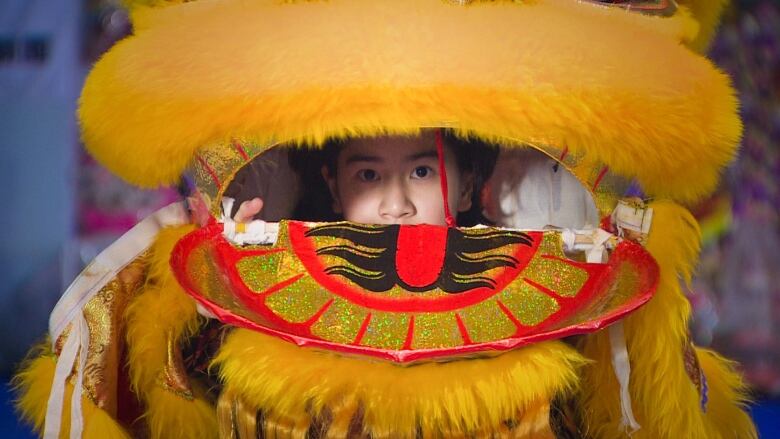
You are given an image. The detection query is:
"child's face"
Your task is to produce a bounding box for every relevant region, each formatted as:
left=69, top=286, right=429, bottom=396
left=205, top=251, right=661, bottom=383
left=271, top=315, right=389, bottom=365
left=323, top=132, right=473, bottom=226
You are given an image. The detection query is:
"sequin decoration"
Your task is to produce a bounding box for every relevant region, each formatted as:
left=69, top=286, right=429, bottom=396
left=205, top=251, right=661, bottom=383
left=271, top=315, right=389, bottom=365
left=411, top=312, right=462, bottom=349
left=187, top=243, right=265, bottom=322
left=459, top=299, right=516, bottom=343
left=265, top=276, right=332, bottom=323
left=236, top=253, right=283, bottom=293
left=175, top=221, right=659, bottom=362
left=498, top=281, right=560, bottom=327
left=559, top=257, right=641, bottom=326
left=190, top=139, right=280, bottom=217
left=195, top=142, right=245, bottom=214
left=310, top=297, right=368, bottom=344
left=360, top=311, right=410, bottom=350
left=537, top=231, right=564, bottom=256
left=524, top=256, right=588, bottom=298
left=587, top=259, right=641, bottom=315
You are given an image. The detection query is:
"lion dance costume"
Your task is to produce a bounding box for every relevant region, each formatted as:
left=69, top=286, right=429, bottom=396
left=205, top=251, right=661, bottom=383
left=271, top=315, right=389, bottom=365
left=15, top=1, right=758, bottom=438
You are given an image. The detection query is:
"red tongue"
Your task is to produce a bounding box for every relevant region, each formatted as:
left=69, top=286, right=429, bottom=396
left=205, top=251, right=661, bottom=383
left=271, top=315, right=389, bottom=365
left=395, top=225, right=447, bottom=288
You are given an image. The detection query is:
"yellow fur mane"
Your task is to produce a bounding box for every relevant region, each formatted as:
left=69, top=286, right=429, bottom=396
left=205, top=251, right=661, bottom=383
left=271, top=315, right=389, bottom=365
left=81, top=0, right=739, bottom=205
left=214, top=329, right=586, bottom=438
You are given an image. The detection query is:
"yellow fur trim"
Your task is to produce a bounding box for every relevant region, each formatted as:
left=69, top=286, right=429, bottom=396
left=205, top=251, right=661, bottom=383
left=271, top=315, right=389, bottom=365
left=125, top=225, right=198, bottom=393
left=80, top=0, right=739, bottom=203
left=82, top=404, right=132, bottom=439
left=213, top=329, right=585, bottom=438
left=697, top=348, right=757, bottom=439
left=13, top=347, right=55, bottom=434
left=679, top=0, right=731, bottom=52
left=579, top=200, right=753, bottom=438
left=145, top=385, right=219, bottom=439
left=125, top=225, right=217, bottom=438
left=13, top=346, right=130, bottom=438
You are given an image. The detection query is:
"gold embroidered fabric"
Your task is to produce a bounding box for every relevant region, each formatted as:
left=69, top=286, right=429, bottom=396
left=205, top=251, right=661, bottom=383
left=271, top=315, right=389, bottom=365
left=55, top=252, right=149, bottom=415
left=158, top=331, right=195, bottom=400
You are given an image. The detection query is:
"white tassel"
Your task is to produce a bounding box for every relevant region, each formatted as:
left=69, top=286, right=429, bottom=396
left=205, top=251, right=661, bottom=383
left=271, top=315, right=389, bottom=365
left=43, top=318, right=80, bottom=439
left=577, top=227, right=641, bottom=433
left=70, top=313, right=89, bottom=439
left=609, top=322, right=641, bottom=434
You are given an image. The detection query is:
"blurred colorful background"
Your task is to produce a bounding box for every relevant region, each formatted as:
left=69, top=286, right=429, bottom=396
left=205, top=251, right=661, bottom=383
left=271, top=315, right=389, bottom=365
left=1, top=0, right=779, bottom=436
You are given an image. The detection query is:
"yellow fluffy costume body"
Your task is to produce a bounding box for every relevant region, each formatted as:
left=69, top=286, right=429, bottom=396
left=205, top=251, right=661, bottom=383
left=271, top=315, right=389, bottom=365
left=15, top=1, right=757, bottom=438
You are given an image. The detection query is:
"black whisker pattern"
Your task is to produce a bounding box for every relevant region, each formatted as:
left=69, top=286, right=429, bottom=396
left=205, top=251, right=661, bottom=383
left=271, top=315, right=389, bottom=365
left=304, top=223, right=533, bottom=294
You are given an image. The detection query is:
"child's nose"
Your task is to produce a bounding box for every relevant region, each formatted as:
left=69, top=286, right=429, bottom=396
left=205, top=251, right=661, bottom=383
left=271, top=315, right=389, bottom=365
left=379, top=181, right=415, bottom=221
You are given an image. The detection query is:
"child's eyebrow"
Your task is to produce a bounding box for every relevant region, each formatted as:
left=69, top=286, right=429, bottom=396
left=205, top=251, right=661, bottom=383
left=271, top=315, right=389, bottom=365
left=405, top=150, right=438, bottom=162
left=344, top=154, right=383, bottom=164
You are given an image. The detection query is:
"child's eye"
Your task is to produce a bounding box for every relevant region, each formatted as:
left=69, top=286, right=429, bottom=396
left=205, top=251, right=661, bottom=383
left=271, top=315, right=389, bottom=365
left=411, top=166, right=434, bottom=179
left=357, top=169, right=379, bottom=182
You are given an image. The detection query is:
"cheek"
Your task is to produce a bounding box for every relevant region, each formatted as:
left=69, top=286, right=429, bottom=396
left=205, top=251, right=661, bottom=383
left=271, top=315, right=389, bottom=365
left=411, top=183, right=448, bottom=225
left=338, top=187, right=380, bottom=222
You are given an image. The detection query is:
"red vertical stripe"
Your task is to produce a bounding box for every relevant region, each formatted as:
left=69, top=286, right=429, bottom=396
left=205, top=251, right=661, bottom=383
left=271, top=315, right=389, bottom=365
left=558, top=146, right=569, bottom=162
left=232, top=140, right=250, bottom=161
left=496, top=299, right=523, bottom=332
left=196, top=155, right=221, bottom=188
left=592, top=166, right=609, bottom=190
left=455, top=313, right=473, bottom=345
left=353, top=313, right=373, bottom=345
left=303, top=298, right=335, bottom=328
left=435, top=129, right=456, bottom=228
left=402, top=315, right=415, bottom=349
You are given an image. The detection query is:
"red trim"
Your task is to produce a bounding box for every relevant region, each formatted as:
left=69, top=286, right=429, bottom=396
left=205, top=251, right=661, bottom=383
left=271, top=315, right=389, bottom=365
left=403, top=315, right=415, bottom=349
left=259, top=273, right=306, bottom=297
left=169, top=224, right=660, bottom=364
left=353, top=313, right=373, bottom=345
left=455, top=313, right=473, bottom=345
left=435, top=129, right=456, bottom=228
left=592, top=166, right=609, bottom=190
left=496, top=299, right=522, bottom=330
left=196, top=155, right=221, bottom=188
left=232, top=140, right=250, bottom=161
left=304, top=299, right=334, bottom=328
left=287, top=221, right=541, bottom=313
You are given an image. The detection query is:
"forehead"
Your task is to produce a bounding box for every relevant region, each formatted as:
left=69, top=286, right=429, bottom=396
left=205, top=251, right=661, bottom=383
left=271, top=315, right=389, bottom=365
left=339, top=133, right=439, bottom=162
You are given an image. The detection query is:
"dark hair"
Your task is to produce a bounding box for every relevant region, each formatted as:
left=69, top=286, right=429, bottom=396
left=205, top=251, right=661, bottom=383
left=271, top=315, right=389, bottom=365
left=288, top=130, right=499, bottom=226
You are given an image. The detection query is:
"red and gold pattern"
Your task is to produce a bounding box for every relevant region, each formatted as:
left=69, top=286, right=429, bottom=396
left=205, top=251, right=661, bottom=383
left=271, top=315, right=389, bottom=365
left=171, top=221, right=659, bottom=363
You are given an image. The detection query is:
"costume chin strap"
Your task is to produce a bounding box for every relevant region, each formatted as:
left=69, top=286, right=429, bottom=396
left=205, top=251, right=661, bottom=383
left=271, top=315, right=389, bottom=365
left=435, top=129, right=456, bottom=228
left=609, top=321, right=641, bottom=434
left=44, top=202, right=189, bottom=439
left=565, top=226, right=641, bottom=434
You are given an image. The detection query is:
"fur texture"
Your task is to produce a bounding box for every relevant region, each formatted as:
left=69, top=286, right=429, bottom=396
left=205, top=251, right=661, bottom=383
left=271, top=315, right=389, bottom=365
left=680, top=0, right=731, bottom=52
left=13, top=348, right=55, bottom=435
left=124, top=225, right=218, bottom=439
left=13, top=347, right=131, bottom=439
left=80, top=0, right=740, bottom=204
left=578, top=200, right=755, bottom=439
left=213, top=329, right=586, bottom=438
left=144, top=385, right=218, bottom=439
